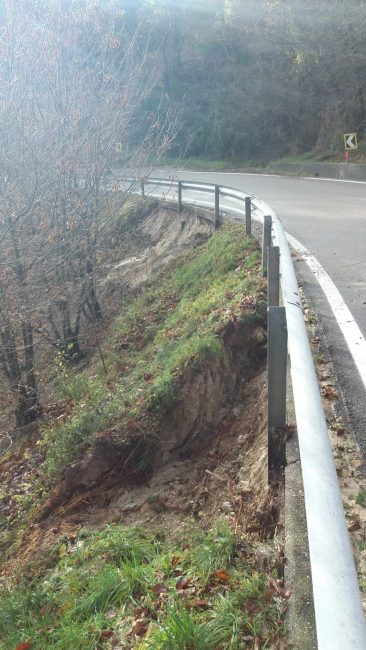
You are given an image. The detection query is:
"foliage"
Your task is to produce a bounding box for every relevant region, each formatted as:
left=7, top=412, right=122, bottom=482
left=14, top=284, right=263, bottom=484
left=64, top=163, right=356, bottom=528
left=0, top=523, right=287, bottom=649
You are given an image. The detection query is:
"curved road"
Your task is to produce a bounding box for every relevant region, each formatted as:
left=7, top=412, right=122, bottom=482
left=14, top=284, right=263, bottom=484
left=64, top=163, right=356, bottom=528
left=165, top=170, right=366, bottom=458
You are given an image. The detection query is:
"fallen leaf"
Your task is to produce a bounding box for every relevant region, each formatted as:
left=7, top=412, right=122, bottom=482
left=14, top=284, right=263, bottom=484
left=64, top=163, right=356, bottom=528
left=100, top=630, right=113, bottom=639
left=151, top=583, right=168, bottom=594
left=189, top=599, right=209, bottom=609
left=322, top=386, right=338, bottom=400
left=336, top=428, right=346, bottom=436
left=262, top=589, right=274, bottom=603
left=348, top=520, right=362, bottom=532
left=268, top=578, right=291, bottom=599
left=176, top=577, right=189, bottom=590
left=130, top=618, right=149, bottom=637
left=15, top=643, right=31, bottom=650
left=212, top=570, right=229, bottom=582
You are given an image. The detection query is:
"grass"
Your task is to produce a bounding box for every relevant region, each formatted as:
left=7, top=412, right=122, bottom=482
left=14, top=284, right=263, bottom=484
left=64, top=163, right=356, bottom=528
left=104, top=194, right=159, bottom=235
left=0, top=522, right=287, bottom=649
left=356, top=489, right=366, bottom=507
left=39, top=222, right=265, bottom=479
left=157, top=155, right=265, bottom=171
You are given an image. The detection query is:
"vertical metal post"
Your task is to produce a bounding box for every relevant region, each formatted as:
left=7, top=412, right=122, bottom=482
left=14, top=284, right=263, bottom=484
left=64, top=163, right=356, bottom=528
left=178, top=181, right=182, bottom=214
left=268, top=306, right=287, bottom=480
left=214, top=185, right=220, bottom=229
left=267, top=246, right=280, bottom=306
left=141, top=179, right=145, bottom=197
left=262, top=214, right=272, bottom=275
left=245, top=196, right=252, bottom=236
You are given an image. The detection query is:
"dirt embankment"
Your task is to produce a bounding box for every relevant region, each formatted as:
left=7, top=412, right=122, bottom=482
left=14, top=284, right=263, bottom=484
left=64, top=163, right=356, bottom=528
left=101, top=203, right=214, bottom=294
left=32, top=319, right=269, bottom=535
left=11, top=341, right=272, bottom=573
left=1, top=206, right=276, bottom=575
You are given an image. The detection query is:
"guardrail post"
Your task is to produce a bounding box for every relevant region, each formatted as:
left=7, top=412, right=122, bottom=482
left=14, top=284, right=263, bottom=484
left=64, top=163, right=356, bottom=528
left=141, top=179, right=145, bottom=198
left=268, top=305, right=287, bottom=480
left=214, top=185, right=220, bottom=229
left=245, top=196, right=252, bottom=236
left=262, top=215, right=272, bottom=275
left=178, top=181, right=182, bottom=214
left=267, top=246, right=280, bottom=306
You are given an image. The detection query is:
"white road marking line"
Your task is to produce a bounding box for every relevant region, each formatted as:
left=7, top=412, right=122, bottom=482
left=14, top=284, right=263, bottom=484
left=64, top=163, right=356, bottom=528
left=287, top=233, right=366, bottom=389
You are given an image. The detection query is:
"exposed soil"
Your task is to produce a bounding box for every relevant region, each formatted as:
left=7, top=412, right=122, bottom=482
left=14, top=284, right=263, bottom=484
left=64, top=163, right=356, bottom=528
left=2, top=360, right=279, bottom=579
left=100, top=203, right=214, bottom=298
left=0, top=205, right=279, bottom=580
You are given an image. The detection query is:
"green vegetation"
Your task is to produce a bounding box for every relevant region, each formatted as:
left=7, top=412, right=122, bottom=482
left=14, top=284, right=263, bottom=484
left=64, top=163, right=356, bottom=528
left=0, top=220, right=276, bottom=650
left=40, top=222, right=265, bottom=479
left=157, top=156, right=265, bottom=172
left=105, top=195, right=160, bottom=236
left=356, top=490, right=366, bottom=508
left=0, top=522, right=286, bottom=649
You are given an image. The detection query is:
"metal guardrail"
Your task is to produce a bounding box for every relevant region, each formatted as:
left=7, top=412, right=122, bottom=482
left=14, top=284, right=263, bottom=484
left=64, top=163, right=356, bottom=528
left=123, top=176, right=366, bottom=649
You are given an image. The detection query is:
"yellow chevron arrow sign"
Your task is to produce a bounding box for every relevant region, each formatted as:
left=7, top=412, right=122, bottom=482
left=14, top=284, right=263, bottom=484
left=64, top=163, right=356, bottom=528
left=344, top=132, right=358, bottom=150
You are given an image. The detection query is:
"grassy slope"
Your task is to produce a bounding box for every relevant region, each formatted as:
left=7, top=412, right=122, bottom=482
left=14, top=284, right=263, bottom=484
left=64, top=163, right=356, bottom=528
left=0, top=222, right=266, bottom=551
left=0, top=222, right=289, bottom=649
left=40, top=222, right=265, bottom=480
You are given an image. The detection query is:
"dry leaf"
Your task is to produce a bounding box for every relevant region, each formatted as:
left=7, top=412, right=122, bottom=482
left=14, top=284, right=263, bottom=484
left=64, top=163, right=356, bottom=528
left=212, top=570, right=229, bottom=582
left=348, top=520, right=362, bottom=532
left=15, top=643, right=32, bottom=650
left=268, top=578, right=291, bottom=599
left=176, top=576, right=189, bottom=590
left=58, top=543, right=67, bottom=558
left=151, top=583, right=168, bottom=594
left=190, top=599, right=209, bottom=609
left=130, top=618, right=149, bottom=637
left=322, top=386, right=338, bottom=400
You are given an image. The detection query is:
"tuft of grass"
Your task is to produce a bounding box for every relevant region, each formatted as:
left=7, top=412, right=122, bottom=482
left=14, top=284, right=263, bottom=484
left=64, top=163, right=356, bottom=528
left=356, top=489, right=366, bottom=507
left=143, top=607, right=224, bottom=649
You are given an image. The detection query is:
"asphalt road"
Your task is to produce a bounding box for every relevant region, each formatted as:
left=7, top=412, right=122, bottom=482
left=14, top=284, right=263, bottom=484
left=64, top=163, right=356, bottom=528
left=160, top=170, right=366, bottom=457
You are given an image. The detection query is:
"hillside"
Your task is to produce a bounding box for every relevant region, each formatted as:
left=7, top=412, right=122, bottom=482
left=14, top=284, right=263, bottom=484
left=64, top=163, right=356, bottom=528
left=0, top=206, right=289, bottom=649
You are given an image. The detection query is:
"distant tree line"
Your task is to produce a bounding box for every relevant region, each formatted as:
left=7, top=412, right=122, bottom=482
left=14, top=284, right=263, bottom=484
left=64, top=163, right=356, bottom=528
left=125, top=0, right=366, bottom=160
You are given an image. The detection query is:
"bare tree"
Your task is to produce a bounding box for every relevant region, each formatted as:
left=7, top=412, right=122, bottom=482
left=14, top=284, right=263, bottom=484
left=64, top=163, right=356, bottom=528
left=0, top=0, right=178, bottom=424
